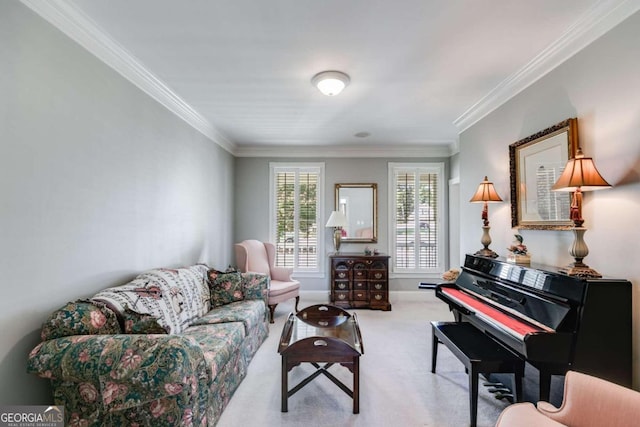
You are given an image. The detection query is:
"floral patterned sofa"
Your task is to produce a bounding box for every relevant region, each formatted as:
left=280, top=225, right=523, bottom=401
left=27, top=264, right=269, bottom=426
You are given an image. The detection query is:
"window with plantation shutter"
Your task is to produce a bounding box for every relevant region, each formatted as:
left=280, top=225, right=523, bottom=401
left=270, top=163, right=324, bottom=273
left=389, top=163, right=445, bottom=274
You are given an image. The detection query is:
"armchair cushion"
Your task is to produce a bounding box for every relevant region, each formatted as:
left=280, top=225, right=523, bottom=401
left=495, top=403, right=565, bottom=427
left=269, top=280, right=301, bottom=298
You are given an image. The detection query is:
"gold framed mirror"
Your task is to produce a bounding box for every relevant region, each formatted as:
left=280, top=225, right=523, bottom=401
left=335, top=183, right=377, bottom=243
left=509, top=118, right=578, bottom=230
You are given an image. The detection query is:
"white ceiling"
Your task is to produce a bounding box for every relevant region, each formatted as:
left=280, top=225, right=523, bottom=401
left=23, top=0, right=640, bottom=156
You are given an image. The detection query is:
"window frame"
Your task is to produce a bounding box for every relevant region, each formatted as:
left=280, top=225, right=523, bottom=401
left=269, top=162, right=325, bottom=277
left=388, top=162, right=446, bottom=277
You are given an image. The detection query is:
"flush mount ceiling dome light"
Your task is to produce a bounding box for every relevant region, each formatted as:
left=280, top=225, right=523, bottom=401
left=311, top=70, right=350, bottom=96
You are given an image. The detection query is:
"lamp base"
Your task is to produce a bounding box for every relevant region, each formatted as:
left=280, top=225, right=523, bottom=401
left=475, top=225, right=498, bottom=258
left=474, top=248, right=498, bottom=258
left=333, top=229, right=342, bottom=253
left=561, top=226, right=602, bottom=278
left=559, top=262, right=602, bottom=279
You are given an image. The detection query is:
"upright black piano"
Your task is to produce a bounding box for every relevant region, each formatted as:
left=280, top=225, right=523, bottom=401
left=436, top=254, right=632, bottom=401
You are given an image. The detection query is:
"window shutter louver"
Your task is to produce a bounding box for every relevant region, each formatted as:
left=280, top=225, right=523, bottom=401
left=391, top=164, right=443, bottom=273
left=272, top=166, right=321, bottom=270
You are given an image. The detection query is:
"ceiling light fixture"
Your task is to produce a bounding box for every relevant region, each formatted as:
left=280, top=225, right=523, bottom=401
left=311, top=70, right=350, bottom=96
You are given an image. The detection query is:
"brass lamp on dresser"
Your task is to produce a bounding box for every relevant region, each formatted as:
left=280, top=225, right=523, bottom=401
left=329, top=253, right=391, bottom=311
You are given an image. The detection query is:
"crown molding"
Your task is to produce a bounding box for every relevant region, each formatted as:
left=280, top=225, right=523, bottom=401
left=454, top=0, right=640, bottom=133
left=234, top=143, right=455, bottom=158
left=20, top=0, right=236, bottom=154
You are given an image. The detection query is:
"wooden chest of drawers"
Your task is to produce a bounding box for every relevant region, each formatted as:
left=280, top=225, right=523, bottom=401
left=329, top=253, right=391, bottom=311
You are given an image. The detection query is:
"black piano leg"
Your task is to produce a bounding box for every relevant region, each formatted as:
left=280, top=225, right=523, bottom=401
left=539, top=370, right=551, bottom=402
left=431, top=326, right=439, bottom=373
left=469, top=366, right=479, bottom=427
left=514, top=368, right=524, bottom=402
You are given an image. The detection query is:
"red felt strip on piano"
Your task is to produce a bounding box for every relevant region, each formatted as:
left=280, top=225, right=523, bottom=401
left=442, top=288, right=543, bottom=336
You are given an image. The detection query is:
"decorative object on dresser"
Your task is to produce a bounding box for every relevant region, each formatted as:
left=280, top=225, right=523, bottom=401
left=551, top=147, right=611, bottom=278
left=330, top=253, right=391, bottom=311
left=509, top=118, right=578, bottom=230
left=469, top=176, right=503, bottom=258
left=326, top=210, right=348, bottom=253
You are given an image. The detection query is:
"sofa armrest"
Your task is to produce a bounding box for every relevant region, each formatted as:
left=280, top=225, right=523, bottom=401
left=28, top=334, right=209, bottom=424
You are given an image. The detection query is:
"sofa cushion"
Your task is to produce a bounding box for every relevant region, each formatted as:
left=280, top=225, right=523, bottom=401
left=182, top=323, right=245, bottom=379
left=41, top=300, right=121, bottom=341
left=240, top=273, right=270, bottom=302
left=92, top=264, right=210, bottom=334
left=122, top=308, right=168, bottom=334
left=208, top=269, right=244, bottom=307
left=191, top=300, right=266, bottom=335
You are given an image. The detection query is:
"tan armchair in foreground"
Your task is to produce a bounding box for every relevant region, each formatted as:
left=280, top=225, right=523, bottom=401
left=496, top=370, right=640, bottom=427
left=235, top=240, right=300, bottom=323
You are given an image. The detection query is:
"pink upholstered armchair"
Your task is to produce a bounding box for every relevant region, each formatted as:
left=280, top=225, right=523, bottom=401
left=235, top=240, right=300, bottom=323
left=495, top=370, right=640, bottom=427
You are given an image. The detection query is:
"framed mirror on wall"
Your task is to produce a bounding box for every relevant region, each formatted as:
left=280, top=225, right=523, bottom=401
left=509, top=118, right=579, bottom=230
left=335, top=183, right=377, bottom=243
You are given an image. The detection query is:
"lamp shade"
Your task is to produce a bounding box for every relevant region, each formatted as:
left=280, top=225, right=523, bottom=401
left=325, top=211, right=348, bottom=228
left=551, top=148, right=611, bottom=192
left=469, top=176, right=503, bottom=202
left=311, top=71, right=350, bottom=96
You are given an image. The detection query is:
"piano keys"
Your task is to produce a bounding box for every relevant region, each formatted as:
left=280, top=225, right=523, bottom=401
left=436, top=254, right=631, bottom=401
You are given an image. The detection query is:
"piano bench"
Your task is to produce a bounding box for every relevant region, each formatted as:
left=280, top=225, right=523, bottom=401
left=431, top=321, right=525, bottom=427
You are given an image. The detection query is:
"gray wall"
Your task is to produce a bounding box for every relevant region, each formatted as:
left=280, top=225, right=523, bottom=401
left=235, top=157, right=450, bottom=293
left=0, top=2, right=235, bottom=403
left=459, top=11, right=640, bottom=387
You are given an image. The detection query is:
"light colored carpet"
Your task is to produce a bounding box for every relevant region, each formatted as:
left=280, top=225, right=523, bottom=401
left=217, top=294, right=512, bottom=427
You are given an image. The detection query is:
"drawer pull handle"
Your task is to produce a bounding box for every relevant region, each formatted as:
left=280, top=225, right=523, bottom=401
left=338, top=284, right=346, bottom=289
left=374, top=273, right=382, bottom=279
left=375, top=284, right=382, bottom=290
left=375, top=295, right=382, bottom=300
left=318, top=320, right=329, bottom=326
left=314, top=340, right=328, bottom=347
left=338, top=294, right=346, bottom=300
